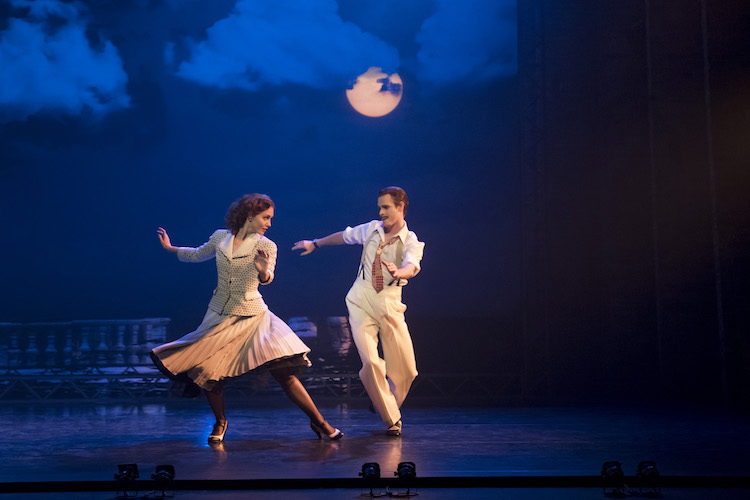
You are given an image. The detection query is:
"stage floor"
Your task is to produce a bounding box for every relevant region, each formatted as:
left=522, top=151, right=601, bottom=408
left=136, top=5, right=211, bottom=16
left=2, top=400, right=749, bottom=499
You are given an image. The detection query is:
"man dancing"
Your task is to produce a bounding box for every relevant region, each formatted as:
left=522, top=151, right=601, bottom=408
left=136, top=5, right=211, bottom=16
left=293, top=187, right=424, bottom=436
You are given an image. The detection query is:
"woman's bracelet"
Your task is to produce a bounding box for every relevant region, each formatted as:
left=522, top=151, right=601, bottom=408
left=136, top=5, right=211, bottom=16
left=313, top=239, right=319, bottom=249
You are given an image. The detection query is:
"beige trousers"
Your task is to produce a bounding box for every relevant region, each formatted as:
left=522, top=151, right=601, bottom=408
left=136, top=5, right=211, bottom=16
left=346, top=280, right=418, bottom=427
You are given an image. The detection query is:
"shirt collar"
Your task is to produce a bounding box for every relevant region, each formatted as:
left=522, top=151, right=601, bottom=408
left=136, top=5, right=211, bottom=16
left=377, top=220, right=409, bottom=242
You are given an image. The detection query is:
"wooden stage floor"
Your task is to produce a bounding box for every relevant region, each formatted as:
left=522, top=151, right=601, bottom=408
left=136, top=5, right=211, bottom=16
left=1, top=400, right=749, bottom=499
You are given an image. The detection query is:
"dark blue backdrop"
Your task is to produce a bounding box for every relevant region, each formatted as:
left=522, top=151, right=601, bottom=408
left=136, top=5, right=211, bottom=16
left=0, top=0, right=519, bottom=336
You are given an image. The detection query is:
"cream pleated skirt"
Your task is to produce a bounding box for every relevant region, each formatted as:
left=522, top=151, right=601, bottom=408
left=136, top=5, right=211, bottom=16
left=151, top=307, right=311, bottom=391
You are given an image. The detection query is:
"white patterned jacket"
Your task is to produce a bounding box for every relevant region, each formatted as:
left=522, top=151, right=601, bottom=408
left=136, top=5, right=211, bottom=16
left=177, top=229, right=276, bottom=317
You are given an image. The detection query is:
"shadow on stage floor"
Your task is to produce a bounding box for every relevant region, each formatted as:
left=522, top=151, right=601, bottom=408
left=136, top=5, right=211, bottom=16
left=2, top=400, right=749, bottom=499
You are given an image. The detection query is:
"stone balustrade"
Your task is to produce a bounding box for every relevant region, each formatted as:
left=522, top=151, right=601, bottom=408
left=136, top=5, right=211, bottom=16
left=0, top=319, right=170, bottom=371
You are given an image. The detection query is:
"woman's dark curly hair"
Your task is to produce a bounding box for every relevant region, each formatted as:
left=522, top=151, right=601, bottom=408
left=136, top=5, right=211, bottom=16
left=225, top=194, right=274, bottom=235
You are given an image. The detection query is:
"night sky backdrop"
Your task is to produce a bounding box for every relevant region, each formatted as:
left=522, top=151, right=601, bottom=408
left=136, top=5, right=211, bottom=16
left=3, top=1, right=750, bottom=407
left=0, top=0, right=519, bottom=336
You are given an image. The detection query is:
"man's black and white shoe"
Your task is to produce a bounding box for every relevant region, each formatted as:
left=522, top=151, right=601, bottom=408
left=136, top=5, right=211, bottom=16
left=386, top=420, right=402, bottom=437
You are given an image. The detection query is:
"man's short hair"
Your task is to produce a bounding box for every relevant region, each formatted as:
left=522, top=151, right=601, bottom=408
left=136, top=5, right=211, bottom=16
left=378, top=186, right=409, bottom=215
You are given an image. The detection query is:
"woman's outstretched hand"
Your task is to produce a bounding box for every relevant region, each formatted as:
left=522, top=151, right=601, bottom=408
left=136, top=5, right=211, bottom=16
left=292, top=240, right=315, bottom=256
left=157, top=227, right=178, bottom=253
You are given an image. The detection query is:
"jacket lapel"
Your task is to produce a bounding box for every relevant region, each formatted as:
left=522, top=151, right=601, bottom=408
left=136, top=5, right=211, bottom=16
left=233, top=233, right=259, bottom=259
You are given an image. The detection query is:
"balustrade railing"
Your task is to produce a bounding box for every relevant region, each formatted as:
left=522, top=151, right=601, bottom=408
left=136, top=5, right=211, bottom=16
left=0, top=317, right=521, bottom=403
left=0, top=318, right=170, bottom=373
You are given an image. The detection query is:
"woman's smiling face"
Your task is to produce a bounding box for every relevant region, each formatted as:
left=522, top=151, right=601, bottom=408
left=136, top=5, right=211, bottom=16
left=248, top=207, right=274, bottom=235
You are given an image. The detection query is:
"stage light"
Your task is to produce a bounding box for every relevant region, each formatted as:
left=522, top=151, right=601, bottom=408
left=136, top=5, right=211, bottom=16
left=637, top=460, right=658, bottom=481
left=601, top=461, right=627, bottom=498
left=360, top=462, right=381, bottom=481
left=390, top=462, right=417, bottom=497
left=115, top=463, right=139, bottom=481
left=395, top=461, right=416, bottom=480
left=601, top=460, right=623, bottom=483
left=359, top=462, right=386, bottom=497
left=152, top=464, right=175, bottom=498
left=114, top=463, right=139, bottom=498
left=636, top=461, right=662, bottom=498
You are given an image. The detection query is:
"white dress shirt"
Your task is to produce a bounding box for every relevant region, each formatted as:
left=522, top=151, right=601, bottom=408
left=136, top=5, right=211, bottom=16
left=343, top=220, right=424, bottom=287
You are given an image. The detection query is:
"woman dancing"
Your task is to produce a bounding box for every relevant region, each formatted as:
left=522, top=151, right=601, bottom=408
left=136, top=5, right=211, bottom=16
left=151, top=193, right=342, bottom=443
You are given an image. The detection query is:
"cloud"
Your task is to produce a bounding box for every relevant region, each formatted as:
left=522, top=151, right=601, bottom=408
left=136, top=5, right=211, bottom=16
left=416, top=0, right=517, bottom=84
left=175, top=0, right=399, bottom=91
left=0, top=0, right=130, bottom=123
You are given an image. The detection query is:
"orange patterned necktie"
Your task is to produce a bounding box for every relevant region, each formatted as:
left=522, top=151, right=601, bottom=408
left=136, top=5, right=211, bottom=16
left=372, top=238, right=397, bottom=293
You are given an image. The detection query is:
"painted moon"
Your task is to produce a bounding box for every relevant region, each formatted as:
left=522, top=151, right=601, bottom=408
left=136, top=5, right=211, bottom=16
left=346, top=67, right=403, bottom=118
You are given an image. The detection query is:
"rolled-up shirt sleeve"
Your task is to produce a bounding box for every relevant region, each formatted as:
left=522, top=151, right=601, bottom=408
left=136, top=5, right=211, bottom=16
left=342, top=221, right=379, bottom=246
left=402, top=232, right=425, bottom=275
